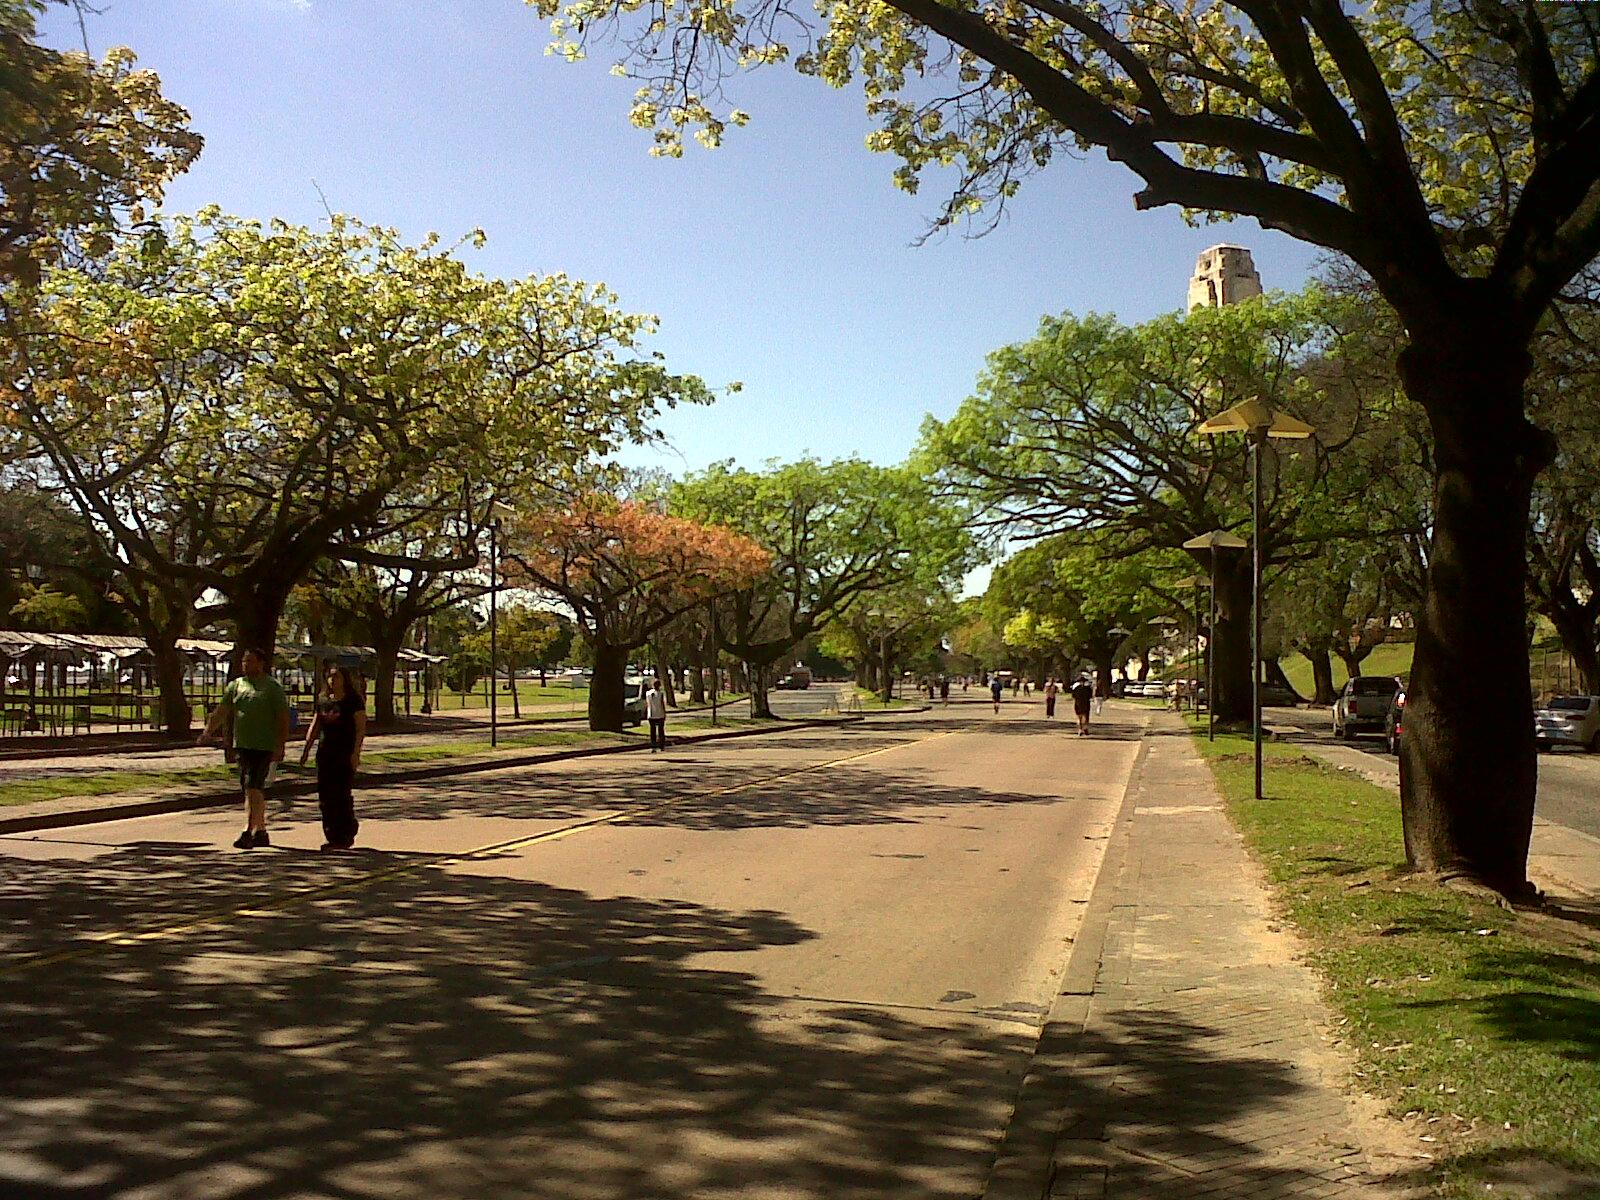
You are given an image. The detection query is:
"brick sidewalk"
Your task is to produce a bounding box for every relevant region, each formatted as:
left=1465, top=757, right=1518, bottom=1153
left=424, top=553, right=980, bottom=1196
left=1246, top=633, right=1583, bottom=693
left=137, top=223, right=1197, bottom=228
left=990, top=710, right=1413, bottom=1200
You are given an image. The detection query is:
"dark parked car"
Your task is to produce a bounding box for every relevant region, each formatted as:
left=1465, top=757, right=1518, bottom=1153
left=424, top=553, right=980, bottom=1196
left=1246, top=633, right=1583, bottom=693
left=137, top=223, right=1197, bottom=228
left=773, top=674, right=811, bottom=690
left=1333, top=675, right=1400, bottom=739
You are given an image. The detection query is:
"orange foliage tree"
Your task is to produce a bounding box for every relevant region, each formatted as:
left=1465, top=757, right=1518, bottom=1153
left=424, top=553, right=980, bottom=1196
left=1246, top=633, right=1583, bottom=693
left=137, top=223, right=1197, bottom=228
left=503, top=499, right=769, bottom=730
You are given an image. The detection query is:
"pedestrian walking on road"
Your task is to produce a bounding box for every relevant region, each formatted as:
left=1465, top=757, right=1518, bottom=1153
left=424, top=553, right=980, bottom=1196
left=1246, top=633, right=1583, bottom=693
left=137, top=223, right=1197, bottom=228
left=300, top=665, right=367, bottom=851
left=990, top=675, right=1004, bottom=714
left=1044, top=678, right=1058, bottom=718
left=1093, top=680, right=1106, bottom=716
left=199, top=647, right=289, bottom=849
left=1070, top=673, right=1095, bottom=736
left=939, top=677, right=950, bottom=706
left=646, top=677, right=668, bottom=752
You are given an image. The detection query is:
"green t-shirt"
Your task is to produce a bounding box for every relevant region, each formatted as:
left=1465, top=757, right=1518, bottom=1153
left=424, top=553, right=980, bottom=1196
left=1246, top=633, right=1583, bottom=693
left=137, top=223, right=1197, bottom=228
left=224, top=674, right=288, bottom=751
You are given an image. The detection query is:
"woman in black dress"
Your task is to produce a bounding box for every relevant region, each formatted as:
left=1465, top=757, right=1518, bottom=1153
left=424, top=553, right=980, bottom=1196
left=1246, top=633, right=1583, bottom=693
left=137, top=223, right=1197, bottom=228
left=299, top=665, right=367, bottom=850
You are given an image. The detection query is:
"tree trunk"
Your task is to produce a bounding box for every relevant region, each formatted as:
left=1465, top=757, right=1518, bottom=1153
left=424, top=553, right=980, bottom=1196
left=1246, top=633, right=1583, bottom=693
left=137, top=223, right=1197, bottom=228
left=1093, top=652, right=1114, bottom=700
left=229, top=591, right=288, bottom=676
left=1334, top=645, right=1371, bottom=681
left=688, top=650, right=707, bottom=704
left=1263, top=658, right=1300, bottom=702
left=587, top=639, right=628, bottom=732
left=150, top=632, right=193, bottom=737
left=1209, top=554, right=1253, bottom=724
left=1136, top=648, right=1151, bottom=681
left=749, top=659, right=775, bottom=719
left=509, top=661, right=520, bottom=718
left=371, top=633, right=403, bottom=726
left=1397, top=324, right=1551, bottom=900
left=1302, top=645, right=1336, bottom=706
left=1546, top=600, right=1600, bottom=696
left=656, top=653, right=677, bottom=707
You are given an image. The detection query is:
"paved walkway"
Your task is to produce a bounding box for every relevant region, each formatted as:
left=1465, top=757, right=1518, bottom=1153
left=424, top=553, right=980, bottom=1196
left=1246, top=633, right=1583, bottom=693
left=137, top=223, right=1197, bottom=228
left=991, top=709, right=1412, bottom=1200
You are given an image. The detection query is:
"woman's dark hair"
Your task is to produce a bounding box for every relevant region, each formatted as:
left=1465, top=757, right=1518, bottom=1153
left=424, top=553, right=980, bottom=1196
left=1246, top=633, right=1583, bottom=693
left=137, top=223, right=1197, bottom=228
left=323, top=665, right=365, bottom=701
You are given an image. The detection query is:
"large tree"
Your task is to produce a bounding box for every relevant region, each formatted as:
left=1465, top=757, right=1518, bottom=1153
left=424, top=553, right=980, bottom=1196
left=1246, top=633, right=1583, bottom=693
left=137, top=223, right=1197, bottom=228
left=669, top=458, right=971, bottom=717
left=539, top=0, right=1600, bottom=896
left=925, top=291, right=1372, bottom=722
left=0, top=6, right=199, bottom=287
left=501, top=497, right=769, bottom=730
left=10, top=211, right=690, bottom=731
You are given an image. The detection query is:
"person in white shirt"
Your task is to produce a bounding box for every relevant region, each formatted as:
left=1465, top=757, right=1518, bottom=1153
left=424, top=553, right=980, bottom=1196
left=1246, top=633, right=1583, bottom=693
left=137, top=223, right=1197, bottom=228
left=645, top=678, right=668, bottom=752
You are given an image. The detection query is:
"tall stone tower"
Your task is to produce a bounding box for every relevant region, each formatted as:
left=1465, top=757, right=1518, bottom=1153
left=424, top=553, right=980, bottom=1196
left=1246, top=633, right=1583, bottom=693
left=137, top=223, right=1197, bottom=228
left=1187, top=244, right=1263, bottom=311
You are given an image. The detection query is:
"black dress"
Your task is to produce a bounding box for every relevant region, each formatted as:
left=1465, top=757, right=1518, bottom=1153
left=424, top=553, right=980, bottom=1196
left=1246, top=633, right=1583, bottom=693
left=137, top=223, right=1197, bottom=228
left=316, top=693, right=363, bottom=848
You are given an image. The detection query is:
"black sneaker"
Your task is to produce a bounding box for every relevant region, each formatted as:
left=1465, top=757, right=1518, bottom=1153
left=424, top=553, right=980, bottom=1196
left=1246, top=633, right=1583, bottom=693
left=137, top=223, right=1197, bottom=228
left=252, top=829, right=271, bottom=848
left=233, top=830, right=255, bottom=849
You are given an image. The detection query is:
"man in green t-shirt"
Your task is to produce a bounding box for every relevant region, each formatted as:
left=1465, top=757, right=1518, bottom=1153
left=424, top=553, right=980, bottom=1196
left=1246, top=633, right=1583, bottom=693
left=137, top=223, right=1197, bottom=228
left=199, top=647, right=290, bottom=849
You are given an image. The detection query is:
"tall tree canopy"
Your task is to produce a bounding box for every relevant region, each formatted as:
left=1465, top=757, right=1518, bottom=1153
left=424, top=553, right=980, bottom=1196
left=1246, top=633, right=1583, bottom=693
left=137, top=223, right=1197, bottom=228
left=9, top=210, right=694, bottom=731
left=0, top=4, right=199, bottom=285
left=669, top=457, right=971, bottom=716
left=923, top=290, right=1377, bottom=721
left=502, top=497, right=770, bottom=730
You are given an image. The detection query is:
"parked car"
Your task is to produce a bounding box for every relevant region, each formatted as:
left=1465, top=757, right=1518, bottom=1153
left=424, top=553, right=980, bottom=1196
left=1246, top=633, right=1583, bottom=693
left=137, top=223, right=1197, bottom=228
left=773, top=674, right=811, bottom=691
left=1534, top=695, right=1600, bottom=752
left=1333, top=675, right=1400, bottom=739
left=622, top=679, right=646, bottom=726
left=1384, top=688, right=1405, bottom=755
left=1259, top=683, right=1301, bottom=707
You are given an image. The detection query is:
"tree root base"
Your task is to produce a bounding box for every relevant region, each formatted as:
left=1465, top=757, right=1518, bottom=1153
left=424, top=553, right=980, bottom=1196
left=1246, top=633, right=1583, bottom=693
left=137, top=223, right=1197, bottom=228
left=1437, top=871, right=1545, bottom=911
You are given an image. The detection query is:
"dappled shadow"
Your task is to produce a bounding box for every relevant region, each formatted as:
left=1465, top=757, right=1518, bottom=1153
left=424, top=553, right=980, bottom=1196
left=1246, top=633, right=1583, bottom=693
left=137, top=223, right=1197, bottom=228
left=0, top=843, right=1031, bottom=1199
left=1400, top=948, right=1600, bottom=1065
left=1029, top=1005, right=1378, bottom=1198
left=350, top=762, right=1095, bottom=836
left=1385, top=1148, right=1600, bottom=1200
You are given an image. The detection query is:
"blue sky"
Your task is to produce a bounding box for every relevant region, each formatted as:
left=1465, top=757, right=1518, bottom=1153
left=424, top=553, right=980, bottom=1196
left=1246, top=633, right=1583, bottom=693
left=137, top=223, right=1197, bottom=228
left=45, top=0, right=1320, bottom=475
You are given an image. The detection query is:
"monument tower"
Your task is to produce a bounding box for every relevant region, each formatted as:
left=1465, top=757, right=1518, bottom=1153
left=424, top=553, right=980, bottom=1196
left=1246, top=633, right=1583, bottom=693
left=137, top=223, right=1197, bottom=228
left=1187, top=244, right=1262, bottom=311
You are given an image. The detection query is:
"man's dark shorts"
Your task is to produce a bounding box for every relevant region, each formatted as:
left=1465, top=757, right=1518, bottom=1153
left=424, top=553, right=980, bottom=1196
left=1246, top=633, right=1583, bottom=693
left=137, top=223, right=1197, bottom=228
left=237, top=748, right=274, bottom=792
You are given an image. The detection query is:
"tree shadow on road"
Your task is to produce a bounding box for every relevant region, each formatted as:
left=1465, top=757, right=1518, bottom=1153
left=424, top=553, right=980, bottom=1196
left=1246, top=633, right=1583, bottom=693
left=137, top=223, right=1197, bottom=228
left=1, top=845, right=1031, bottom=1200
left=1022, top=1004, right=1382, bottom=1199
left=0, top=840, right=1400, bottom=1200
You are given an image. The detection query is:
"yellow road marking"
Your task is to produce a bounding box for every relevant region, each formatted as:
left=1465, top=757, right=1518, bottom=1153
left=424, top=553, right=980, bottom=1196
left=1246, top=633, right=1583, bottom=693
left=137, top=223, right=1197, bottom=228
left=0, top=725, right=961, bottom=978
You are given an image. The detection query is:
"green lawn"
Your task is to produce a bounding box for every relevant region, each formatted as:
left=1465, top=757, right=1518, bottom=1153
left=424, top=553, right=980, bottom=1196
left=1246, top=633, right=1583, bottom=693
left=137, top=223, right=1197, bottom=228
left=1189, top=718, right=1600, bottom=1197
left=1278, top=642, right=1416, bottom=699
left=0, top=762, right=255, bottom=808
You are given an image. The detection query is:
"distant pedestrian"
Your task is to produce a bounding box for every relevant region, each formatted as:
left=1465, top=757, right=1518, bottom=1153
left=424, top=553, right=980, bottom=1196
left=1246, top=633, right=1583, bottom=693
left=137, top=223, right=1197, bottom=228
left=300, top=665, right=367, bottom=851
left=1093, top=679, right=1106, bottom=716
left=199, top=647, right=289, bottom=849
left=1044, top=678, right=1058, bottom=718
left=645, top=677, right=668, bottom=751
left=939, top=677, right=950, bottom=706
left=990, top=675, right=1004, bottom=714
left=1022, top=679, right=1031, bottom=696
left=1070, top=673, right=1095, bottom=736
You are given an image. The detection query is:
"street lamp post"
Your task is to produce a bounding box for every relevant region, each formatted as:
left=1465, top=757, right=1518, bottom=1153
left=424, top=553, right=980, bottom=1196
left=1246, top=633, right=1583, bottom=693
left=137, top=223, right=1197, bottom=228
left=1197, top=401, right=1314, bottom=797
left=489, top=515, right=500, bottom=749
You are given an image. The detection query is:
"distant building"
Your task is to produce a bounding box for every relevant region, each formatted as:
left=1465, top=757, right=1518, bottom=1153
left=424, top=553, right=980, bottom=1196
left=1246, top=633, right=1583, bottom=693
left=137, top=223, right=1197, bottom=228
left=1187, top=244, right=1262, bottom=311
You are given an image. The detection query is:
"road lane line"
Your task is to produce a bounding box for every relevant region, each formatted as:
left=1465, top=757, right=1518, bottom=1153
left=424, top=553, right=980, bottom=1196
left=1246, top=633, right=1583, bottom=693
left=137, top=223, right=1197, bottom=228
left=0, top=725, right=963, bottom=978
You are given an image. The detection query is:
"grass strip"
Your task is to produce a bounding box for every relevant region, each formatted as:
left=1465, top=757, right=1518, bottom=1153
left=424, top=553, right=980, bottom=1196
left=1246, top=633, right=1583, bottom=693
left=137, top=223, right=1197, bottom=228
left=1187, top=720, right=1600, bottom=1197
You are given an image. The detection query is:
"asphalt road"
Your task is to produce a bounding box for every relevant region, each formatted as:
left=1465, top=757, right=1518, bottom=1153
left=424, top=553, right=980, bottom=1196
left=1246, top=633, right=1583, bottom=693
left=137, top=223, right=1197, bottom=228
left=1264, top=704, right=1600, bottom=841
left=0, top=699, right=1144, bottom=1200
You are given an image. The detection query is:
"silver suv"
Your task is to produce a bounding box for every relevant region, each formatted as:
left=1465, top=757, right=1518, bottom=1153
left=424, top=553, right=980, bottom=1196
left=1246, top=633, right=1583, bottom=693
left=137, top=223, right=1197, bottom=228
left=1534, top=695, right=1600, bottom=752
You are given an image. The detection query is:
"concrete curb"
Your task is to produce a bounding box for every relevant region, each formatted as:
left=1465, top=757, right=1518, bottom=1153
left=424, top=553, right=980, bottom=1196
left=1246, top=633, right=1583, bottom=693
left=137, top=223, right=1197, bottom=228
left=982, top=728, right=1153, bottom=1200
left=0, top=715, right=872, bottom=837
